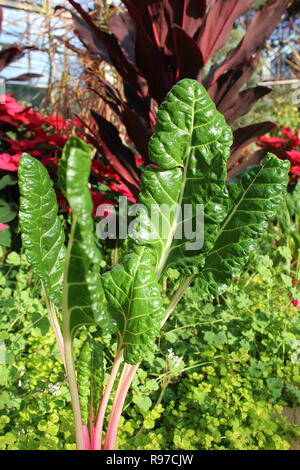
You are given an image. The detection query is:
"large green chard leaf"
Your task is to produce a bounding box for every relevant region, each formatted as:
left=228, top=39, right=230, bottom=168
left=102, top=246, right=165, bottom=364
left=59, top=137, right=110, bottom=336
left=195, top=153, right=290, bottom=299
left=134, top=78, right=232, bottom=278
left=18, top=154, right=66, bottom=306
left=103, top=79, right=232, bottom=363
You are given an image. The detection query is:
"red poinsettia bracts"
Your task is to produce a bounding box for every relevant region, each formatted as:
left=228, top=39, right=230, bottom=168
left=0, top=95, right=130, bottom=215
left=257, top=127, right=300, bottom=181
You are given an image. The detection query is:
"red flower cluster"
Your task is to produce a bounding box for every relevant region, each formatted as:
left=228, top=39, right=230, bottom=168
left=0, top=95, right=73, bottom=171
left=257, top=127, right=300, bottom=180
left=292, top=299, right=300, bottom=308
left=0, top=95, right=135, bottom=218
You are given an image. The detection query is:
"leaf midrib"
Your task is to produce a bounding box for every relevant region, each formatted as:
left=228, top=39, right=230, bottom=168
left=206, top=160, right=272, bottom=259
left=155, top=88, right=196, bottom=279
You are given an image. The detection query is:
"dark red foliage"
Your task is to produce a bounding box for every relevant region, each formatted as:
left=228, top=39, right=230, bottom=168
left=64, top=0, right=290, bottom=189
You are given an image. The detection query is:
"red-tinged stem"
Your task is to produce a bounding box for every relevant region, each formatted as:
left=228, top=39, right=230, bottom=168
left=92, top=350, right=123, bottom=450
left=89, top=404, right=95, bottom=449
left=104, top=362, right=140, bottom=450
left=81, top=425, right=91, bottom=450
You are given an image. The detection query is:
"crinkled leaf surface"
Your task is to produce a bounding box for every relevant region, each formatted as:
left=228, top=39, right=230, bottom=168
left=102, top=246, right=164, bottom=364
left=18, top=154, right=66, bottom=306
left=134, top=78, right=232, bottom=277
left=196, top=153, right=290, bottom=299
left=103, top=79, right=232, bottom=363
left=59, top=137, right=110, bottom=336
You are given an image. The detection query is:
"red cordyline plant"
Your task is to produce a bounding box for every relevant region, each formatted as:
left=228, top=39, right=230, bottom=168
left=58, top=0, right=291, bottom=195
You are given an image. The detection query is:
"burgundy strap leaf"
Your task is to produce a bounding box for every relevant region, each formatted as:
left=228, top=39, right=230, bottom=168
left=209, top=53, right=261, bottom=119
left=197, top=0, right=254, bottom=64
left=123, top=82, right=153, bottom=129
left=122, top=0, right=168, bottom=49
left=119, top=1, right=173, bottom=103
left=122, top=0, right=204, bottom=57
left=134, top=28, right=172, bottom=103
left=68, top=0, right=142, bottom=93
left=149, top=0, right=208, bottom=48
left=98, top=139, right=141, bottom=199
left=210, top=0, right=290, bottom=84
left=92, top=78, right=152, bottom=160
left=171, top=25, right=204, bottom=80
left=181, top=0, right=207, bottom=38
left=6, top=73, right=43, bottom=82
left=120, top=106, right=152, bottom=162
left=109, top=11, right=136, bottom=65
left=220, top=86, right=271, bottom=124
left=91, top=111, right=141, bottom=190
left=0, top=46, right=24, bottom=72
left=56, top=5, right=111, bottom=63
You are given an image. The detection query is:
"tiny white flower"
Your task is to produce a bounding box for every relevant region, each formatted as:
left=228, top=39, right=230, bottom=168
left=167, top=348, right=175, bottom=359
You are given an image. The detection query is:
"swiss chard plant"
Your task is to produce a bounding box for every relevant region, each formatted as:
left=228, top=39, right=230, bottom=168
left=18, top=79, right=289, bottom=450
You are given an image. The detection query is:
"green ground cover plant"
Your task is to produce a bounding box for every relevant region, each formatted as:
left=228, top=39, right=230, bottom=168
left=0, top=238, right=299, bottom=450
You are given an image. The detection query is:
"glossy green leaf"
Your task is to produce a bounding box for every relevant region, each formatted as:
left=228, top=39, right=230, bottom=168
left=18, top=154, right=66, bottom=306
left=134, top=78, right=232, bottom=277
left=78, top=339, right=104, bottom=425
left=59, top=136, right=110, bottom=336
left=195, top=153, right=290, bottom=300
left=102, top=79, right=231, bottom=363
left=102, top=246, right=165, bottom=364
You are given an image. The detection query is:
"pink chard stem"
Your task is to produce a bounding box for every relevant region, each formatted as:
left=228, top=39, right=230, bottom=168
left=104, top=362, right=140, bottom=450
left=81, top=425, right=91, bottom=450
left=92, top=350, right=124, bottom=450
